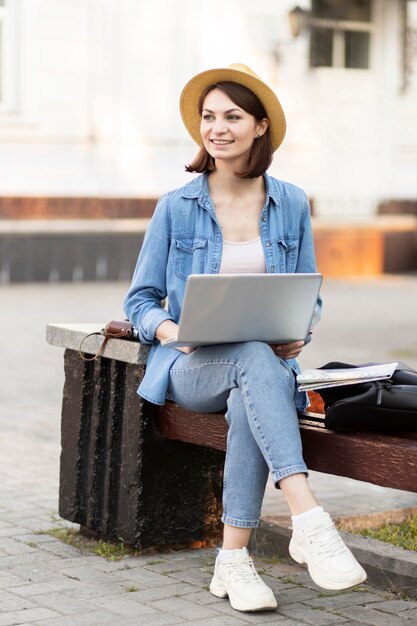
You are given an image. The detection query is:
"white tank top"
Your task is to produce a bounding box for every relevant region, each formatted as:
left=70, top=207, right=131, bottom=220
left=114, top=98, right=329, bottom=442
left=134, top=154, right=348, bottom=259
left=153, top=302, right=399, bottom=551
left=220, top=236, right=266, bottom=274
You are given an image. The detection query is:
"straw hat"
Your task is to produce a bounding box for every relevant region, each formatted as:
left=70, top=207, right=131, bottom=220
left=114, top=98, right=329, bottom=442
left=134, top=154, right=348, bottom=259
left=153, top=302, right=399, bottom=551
left=179, top=63, right=286, bottom=152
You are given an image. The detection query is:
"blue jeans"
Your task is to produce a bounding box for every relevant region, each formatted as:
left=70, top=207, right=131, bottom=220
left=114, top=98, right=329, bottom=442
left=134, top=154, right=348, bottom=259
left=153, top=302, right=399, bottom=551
left=167, top=341, right=308, bottom=529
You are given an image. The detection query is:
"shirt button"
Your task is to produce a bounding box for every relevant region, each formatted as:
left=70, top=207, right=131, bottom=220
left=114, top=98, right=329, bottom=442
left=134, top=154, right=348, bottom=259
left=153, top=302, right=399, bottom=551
left=266, top=241, right=271, bottom=247
left=262, top=215, right=266, bottom=222
left=271, top=265, right=275, bottom=272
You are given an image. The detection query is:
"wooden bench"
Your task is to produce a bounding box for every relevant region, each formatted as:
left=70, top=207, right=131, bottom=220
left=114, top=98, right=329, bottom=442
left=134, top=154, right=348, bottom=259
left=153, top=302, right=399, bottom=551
left=46, top=324, right=417, bottom=552
left=155, top=399, right=417, bottom=494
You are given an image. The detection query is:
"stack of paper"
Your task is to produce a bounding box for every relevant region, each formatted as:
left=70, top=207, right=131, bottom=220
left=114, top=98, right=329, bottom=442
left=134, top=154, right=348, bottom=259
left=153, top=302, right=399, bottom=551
left=296, top=362, right=398, bottom=392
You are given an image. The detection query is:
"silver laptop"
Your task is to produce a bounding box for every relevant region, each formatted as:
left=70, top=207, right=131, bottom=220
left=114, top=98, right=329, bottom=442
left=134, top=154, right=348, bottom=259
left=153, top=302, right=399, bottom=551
left=162, top=273, right=322, bottom=348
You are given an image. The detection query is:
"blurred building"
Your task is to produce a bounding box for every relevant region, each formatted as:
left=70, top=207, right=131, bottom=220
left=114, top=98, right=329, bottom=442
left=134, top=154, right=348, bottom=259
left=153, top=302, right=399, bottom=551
left=0, top=0, right=416, bottom=281
left=0, top=0, right=415, bottom=214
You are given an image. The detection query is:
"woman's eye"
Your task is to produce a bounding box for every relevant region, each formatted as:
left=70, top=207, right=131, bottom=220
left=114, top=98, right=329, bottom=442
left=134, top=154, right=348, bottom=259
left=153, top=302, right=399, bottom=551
left=202, top=114, right=240, bottom=121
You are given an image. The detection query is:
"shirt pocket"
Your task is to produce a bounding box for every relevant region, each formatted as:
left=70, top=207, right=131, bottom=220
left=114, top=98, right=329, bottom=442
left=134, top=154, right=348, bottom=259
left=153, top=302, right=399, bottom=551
left=275, top=237, right=299, bottom=273
left=174, top=237, right=208, bottom=280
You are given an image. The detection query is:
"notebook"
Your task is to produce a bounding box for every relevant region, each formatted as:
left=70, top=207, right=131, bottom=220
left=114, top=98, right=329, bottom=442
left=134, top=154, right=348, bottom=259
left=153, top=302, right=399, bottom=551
left=161, top=273, right=322, bottom=348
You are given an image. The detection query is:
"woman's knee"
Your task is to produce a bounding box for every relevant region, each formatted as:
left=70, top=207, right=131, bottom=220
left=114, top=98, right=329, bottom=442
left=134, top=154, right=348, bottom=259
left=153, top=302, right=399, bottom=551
left=231, top=341, right=295, bottom=393
left=233, top=341, right=291, bottom=377
left=233, top=340, right=275, bottom=364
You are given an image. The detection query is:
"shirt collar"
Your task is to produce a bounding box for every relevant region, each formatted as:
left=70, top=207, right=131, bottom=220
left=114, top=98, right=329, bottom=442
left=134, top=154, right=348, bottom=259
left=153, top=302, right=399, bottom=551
left=180, top=173, right=209, bottom=200
left=180, top=171, right=280, bottom=207
left=263, top=171, right=280, bottom=207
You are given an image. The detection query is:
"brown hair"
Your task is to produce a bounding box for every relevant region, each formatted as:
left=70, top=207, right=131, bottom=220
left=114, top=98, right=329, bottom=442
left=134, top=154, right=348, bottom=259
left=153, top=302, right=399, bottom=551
left=185, top=81, right=273, bottom=179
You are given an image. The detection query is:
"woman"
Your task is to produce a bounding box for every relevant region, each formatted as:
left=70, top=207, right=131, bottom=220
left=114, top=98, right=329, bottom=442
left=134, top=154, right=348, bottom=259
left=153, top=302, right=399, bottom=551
left=124, top=63, right=366, bottom=613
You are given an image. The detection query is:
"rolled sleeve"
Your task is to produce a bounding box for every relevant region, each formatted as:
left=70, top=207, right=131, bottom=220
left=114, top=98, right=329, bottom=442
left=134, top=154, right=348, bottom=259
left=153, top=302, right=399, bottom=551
left=138, top=309, right=173, bottom=344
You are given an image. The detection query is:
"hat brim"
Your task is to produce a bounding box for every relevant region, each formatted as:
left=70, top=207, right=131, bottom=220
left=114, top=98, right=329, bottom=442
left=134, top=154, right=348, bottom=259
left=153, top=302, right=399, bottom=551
left=180, top=67, right=286, bottom=152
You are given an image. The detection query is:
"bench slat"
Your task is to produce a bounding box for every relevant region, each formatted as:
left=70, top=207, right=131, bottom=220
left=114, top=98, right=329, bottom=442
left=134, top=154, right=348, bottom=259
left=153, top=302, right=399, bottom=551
left=300, top=424, right=417, bottom=492
left=155, top=404, right=417, bottom=493
left=155, top=403, right=228, bottom=451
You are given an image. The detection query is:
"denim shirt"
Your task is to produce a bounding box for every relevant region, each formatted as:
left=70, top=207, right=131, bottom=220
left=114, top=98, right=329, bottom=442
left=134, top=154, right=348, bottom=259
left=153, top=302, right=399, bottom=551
left=124, top=171, right=322, bottom=408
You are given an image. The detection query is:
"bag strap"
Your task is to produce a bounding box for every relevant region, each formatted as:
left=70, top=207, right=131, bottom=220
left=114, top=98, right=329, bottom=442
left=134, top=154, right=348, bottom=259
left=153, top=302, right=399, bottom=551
left=78, top=321, right=136, bottom=362
left=78, top=331, right=109, bottom=362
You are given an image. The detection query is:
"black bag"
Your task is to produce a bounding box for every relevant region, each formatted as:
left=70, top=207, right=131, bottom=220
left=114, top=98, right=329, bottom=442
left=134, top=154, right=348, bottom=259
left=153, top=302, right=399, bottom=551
left=317, top=362, right=417, bottom=432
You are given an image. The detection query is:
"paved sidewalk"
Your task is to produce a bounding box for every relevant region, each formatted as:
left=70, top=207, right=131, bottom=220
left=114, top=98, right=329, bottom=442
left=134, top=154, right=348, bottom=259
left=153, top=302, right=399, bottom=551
left=1, top=277, right=417, bottom=625
left=2, top=531, right=417, bottom=626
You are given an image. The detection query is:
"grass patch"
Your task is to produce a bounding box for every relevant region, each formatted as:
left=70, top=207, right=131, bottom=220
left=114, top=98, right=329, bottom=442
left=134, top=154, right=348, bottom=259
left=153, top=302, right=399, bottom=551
left=36, top=526, right=215, bottom=561
left=279, top=576, right=301, bottom=586
left=40, top=527, right=141, bottom=561
left=360, top=521, right=417, bottom=551
left=260, top=554, right=281, bottom=565
left=125, top=585, right=139, bottom=592
left=337, top=508, right=417, bottom=552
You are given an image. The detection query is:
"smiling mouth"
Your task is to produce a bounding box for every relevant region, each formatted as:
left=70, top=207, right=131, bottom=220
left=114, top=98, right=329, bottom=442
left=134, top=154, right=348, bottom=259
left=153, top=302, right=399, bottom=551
left=210, top=139, right=234, bottom=145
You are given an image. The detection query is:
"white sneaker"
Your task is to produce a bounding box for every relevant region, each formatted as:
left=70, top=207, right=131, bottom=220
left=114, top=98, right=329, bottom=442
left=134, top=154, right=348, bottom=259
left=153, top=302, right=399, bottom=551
left=289, top=511, right=367, bottom=590
left=209, top=547, right=277, bottom=612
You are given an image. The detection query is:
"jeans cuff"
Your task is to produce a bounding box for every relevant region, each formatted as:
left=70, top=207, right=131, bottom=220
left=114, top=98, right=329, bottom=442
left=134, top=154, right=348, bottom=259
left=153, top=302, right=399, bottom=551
left=221, top=514, right=260, bottom=529
left=272, top=464, right=309, bottom=485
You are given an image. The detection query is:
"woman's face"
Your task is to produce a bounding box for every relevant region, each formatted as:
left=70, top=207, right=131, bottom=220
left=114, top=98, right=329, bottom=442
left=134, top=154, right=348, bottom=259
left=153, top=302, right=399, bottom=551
left=200, top=88, right=267, bottom=166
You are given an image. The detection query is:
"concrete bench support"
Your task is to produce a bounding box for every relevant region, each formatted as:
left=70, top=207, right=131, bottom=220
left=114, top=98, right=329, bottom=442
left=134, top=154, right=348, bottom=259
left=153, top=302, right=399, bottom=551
left=48, top=324, right=224, bottom=550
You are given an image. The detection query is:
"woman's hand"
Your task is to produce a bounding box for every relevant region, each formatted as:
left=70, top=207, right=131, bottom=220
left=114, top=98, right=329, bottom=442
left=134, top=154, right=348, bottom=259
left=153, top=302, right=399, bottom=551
left=269, top=340, right=305, bottom=360
left=155, top=320, right=196, bottom=355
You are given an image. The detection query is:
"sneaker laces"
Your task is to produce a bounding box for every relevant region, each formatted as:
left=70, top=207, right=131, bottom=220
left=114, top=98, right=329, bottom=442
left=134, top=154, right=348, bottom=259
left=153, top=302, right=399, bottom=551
left=309, top=521, right=349, bottom=557
left=225, top=556, right=262, bottom=584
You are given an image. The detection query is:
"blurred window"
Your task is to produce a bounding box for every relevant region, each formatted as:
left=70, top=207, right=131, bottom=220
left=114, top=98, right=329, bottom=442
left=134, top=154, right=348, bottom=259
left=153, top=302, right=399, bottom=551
left=345, top=30, right=370, bottom=68
left=314, top=0, right=371, bottom=22
left=310, top=0, right=372, bottom=69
